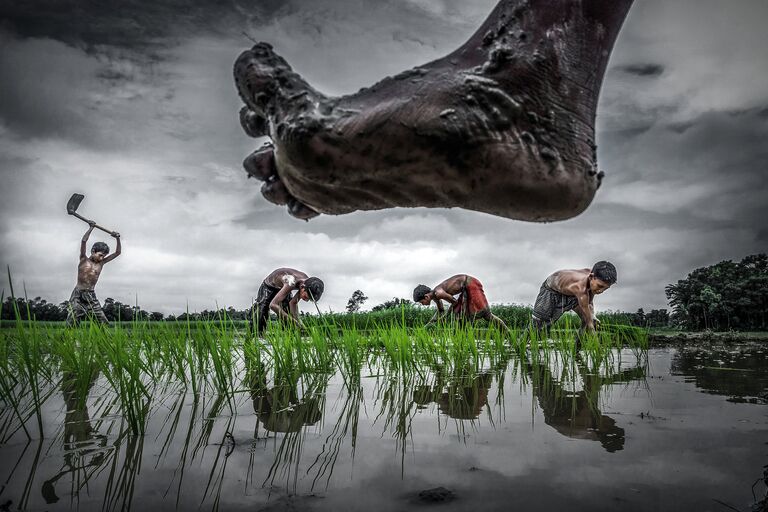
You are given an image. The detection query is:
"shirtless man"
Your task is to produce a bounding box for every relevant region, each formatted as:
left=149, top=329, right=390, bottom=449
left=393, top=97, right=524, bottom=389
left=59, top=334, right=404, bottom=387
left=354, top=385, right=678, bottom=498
left=66, top=221, right=121, bottom=326
left=249, top=268, right=324, bottom=336
left=413, top=274, right=508, bottom=331
left=529, top=261, right=617, bottom=336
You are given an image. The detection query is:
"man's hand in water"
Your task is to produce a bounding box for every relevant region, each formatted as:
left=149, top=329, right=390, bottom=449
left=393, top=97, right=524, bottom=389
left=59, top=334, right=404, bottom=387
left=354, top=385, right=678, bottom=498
left=234, top=0, right=633, bottom=220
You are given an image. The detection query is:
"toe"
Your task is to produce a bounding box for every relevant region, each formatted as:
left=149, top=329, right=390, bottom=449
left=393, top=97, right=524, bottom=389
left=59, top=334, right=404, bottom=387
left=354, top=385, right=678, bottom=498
left=234, top=47, right=276, bottom=114
left=287, top=199, right=320, bottom=220
left=261, top=177, right=291, bottom=205
left=243, top=143, right=276, bottom=181
left=239, top=106, right=268, bottom=138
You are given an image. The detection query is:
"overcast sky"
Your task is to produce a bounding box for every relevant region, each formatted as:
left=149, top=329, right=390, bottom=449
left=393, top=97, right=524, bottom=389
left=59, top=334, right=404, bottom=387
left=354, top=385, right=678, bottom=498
left=0, top=0, right=766, bottom=315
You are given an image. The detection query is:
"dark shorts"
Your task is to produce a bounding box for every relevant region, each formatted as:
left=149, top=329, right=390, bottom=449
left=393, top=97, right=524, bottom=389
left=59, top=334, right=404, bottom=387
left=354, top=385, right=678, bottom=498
left=66, top=288, right=109, bottom=325
left=531, top=283, right=578, bottom=329
left=249, top=281, right=292, bottom=335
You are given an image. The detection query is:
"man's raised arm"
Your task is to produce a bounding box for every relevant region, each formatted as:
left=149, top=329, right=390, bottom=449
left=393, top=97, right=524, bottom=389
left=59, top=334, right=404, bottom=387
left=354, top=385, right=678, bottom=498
left=103, top=232, right=121, bottom=264
left=80, top=222, right=95, bottom=259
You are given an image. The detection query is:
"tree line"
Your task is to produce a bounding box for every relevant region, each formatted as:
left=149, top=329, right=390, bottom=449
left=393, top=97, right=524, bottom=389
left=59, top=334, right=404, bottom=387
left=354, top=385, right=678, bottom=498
left=1, top=294, right=666, bottom=328
left=665, top=253, right=767, bottom=330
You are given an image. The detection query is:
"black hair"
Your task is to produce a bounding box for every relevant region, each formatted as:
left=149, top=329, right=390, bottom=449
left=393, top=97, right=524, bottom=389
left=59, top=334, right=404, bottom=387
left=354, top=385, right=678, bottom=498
left=91, top=242, right=109, bottom=255
left=413, top=285, right=431, bottom=303
left=592, top=261, right=617, bottom=284
left=304, top=277, right=324, bottom=301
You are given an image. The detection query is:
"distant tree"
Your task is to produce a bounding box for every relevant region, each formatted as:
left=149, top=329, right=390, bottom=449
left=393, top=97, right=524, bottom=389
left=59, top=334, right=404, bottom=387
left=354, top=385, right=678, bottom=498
left=102, top=298, right=134, bottom=322
left=371, top=297, right=410, bottom=312
left=1, top=296, right=68, bottom=321
left=665, top=253, right=768, bottom=330
left=622, top=307, right=670, bottom=328
left=346, top=290, right=368, bottom=313
left=631, top=308, right=646, bottom=327
left=646, top=309, right=670, bottom=328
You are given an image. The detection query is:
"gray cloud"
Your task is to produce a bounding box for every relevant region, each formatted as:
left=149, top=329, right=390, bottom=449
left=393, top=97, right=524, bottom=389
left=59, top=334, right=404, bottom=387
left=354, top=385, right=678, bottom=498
left=1, top=0, right=766, bottom=315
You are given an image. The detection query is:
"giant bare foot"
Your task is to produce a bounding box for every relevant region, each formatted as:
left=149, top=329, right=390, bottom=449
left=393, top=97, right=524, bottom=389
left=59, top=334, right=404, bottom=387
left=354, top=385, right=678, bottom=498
left=234, top=0, right=633, bottom=220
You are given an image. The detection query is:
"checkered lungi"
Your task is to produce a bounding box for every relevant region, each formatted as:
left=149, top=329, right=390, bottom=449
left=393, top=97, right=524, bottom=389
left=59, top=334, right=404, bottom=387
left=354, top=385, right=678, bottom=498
left=249, top=281, right=293, bottom=335
left=66, top=288, right=109, bottom=325
left=531, top=282, right=579, bottom=329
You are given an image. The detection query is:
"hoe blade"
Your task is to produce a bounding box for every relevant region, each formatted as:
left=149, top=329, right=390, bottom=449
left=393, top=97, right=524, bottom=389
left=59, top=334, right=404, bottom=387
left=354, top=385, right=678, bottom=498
left=67, top=193, right=84, bottom=214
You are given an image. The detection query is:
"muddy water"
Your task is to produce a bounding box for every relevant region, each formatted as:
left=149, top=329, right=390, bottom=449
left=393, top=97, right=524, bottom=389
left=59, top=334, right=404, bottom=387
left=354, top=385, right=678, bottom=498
left=0, top=343, right=766, bottom=512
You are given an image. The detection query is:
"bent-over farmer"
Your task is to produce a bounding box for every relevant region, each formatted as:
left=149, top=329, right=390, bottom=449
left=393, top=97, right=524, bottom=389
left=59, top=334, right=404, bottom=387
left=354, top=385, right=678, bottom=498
left=528, top=261, right=617, bottom=338
left=413, top=274, right=508, bottom=331
left=250, top=268, right=324, bottom=336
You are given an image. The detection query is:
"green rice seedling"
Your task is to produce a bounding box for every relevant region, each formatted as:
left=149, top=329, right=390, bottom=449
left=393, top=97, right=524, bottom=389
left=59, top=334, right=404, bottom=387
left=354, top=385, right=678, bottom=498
left=56, top=328, right=100, bottom=411
left=303, top=324, right=335, bottom=375
left=0, top=334, right=32, bottom=441
left=2, top=270, right=58, bottom=439
left=146, top=321, right=195, bottom=391
left=377, top=321, right=417, bottom=372
left=264, top=322, right=304, bottom=385
left=477, top=323, right=508, bottom=363
left=97, top=327, right=152, bottom=435
left=447, top=323, right=480, bottom=369
left=334, top=325, right=367, bottom=387
left=200, top=309, right=238, bottom=400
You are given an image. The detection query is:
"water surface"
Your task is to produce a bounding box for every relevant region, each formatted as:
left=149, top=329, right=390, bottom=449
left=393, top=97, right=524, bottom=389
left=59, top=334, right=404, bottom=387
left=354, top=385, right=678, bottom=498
left=0, top=342, right=766, bottom=511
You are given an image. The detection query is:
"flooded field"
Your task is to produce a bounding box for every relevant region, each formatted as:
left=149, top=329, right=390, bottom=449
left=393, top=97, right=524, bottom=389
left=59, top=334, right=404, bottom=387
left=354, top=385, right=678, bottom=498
left=0, top=327, right=766, bottom=511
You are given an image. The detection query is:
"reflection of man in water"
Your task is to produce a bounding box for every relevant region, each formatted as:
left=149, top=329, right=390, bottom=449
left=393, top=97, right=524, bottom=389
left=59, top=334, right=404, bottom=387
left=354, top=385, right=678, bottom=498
left=527, top=356, right=644, bottom=453
left=42, top=370, right=107, bottom=503
left=246, top=357, right=322, bottom=433
left=413, top=370, right=493, bottom=420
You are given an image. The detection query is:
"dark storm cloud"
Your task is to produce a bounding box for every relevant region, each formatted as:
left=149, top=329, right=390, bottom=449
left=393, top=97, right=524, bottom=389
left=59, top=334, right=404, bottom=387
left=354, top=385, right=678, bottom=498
left=0, top=0, right=484, bottom=52
left=0, top=35, right=158, bottom=145
left=0, top=0, right=280, bottom=48
left=616, top=64, right=664, bottom=77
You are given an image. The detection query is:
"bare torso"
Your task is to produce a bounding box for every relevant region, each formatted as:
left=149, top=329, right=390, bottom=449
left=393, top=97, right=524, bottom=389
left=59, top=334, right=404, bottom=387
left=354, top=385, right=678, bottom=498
left=544, top=268, right=597, bottom=329
left=544, top=268, right=591, bottom=297
left=264, top=268, right=307, bottom=290
left=433, top=274, right=472, bottom=298
left=74, top=225, right=120, bottom=291
left=76, top=258, right=104, bottom=290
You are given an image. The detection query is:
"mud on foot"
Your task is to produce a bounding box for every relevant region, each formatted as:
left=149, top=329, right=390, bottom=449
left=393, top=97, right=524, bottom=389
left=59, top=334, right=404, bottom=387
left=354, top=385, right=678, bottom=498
left=234, top=0, right=633, bottom=221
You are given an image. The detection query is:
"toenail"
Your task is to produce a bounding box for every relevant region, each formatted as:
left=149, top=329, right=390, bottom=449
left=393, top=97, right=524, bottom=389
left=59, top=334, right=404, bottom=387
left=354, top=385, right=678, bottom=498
left=243, top=145, right=276, bottom=180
